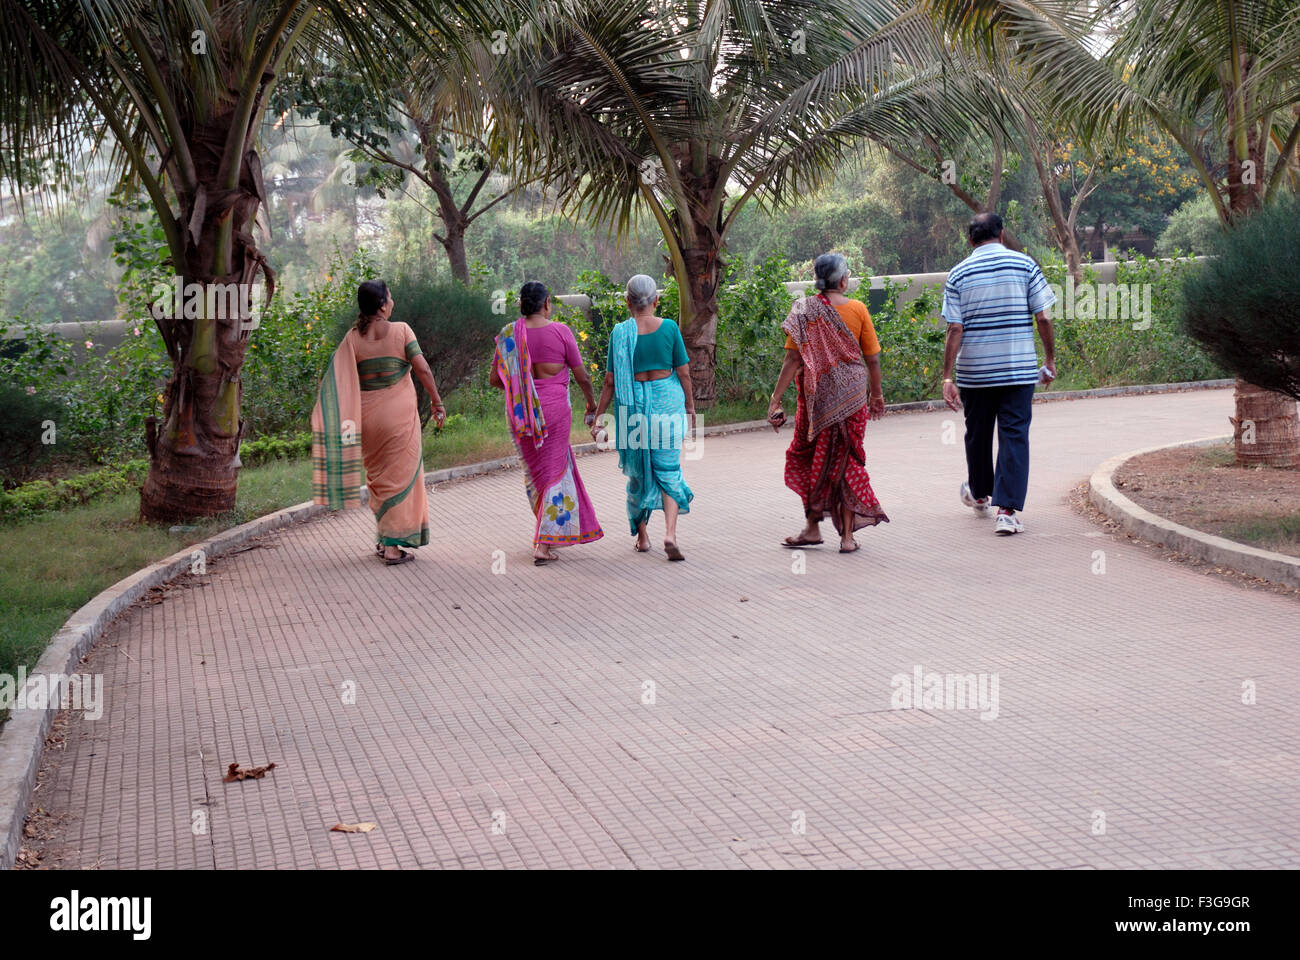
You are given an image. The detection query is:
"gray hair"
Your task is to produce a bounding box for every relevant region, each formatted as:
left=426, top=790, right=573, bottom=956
left=813, top=253, right=849, bottom=293
left=626, top=274, right=660, bottom=309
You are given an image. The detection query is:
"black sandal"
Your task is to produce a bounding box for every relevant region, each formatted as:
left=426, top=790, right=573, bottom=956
left=384, top=549, right=415, bottom=565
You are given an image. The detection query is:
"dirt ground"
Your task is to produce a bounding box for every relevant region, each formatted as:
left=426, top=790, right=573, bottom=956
left=1112, top=442, right=1300, bottom=559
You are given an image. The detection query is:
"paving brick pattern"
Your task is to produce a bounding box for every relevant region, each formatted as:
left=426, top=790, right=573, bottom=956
left=26, top=389, right=1300, bottom=868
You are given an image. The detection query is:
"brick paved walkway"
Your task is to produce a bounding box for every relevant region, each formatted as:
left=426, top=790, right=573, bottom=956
left=24, top=388, right=1300, bottom=868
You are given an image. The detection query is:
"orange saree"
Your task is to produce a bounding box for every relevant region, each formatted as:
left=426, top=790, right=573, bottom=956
left=312, top=322, right=429, bottom=548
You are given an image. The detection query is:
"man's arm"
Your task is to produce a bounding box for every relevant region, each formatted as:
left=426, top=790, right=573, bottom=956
left=1035, top=310, right=1056, bottom=379
left=941, top=323, right=963, bottom=411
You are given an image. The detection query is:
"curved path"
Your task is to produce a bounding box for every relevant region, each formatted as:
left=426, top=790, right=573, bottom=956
left=24, top=388, right=1300, bottom=868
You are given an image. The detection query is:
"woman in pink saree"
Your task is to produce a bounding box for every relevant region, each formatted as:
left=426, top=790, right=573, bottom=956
left=491, top=281, right=604, bottom=564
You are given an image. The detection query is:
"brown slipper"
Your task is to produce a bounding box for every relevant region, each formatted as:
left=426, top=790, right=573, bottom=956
left=782, top=536, right=823, bottom=548
left=664, top=542, right=685, bottom=562
left=384, top=550, right=415, bottom=565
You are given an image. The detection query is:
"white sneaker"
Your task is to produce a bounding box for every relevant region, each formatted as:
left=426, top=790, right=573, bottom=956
left=959, top=482, right=992, bottom=516
left=994, top=510, right=1024, bottom=535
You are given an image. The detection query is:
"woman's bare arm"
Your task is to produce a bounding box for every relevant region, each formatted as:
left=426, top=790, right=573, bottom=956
left=411, top=354, right=446, bottom=426
left=768, top=348, right=803, bottom=417
left=592, top=371, right=616, bottom=425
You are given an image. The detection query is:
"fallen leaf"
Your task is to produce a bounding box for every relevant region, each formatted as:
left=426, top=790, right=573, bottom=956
left=331, top=822, right=377, bottom=833
left=223, top=761, right=276, bottom=782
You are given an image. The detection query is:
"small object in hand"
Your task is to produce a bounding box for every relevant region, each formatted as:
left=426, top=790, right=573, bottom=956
left=768, top=408, right=787, bottom=431
left=584, top=413, right=596, bottom=427
left=223, top=761, right=276, bottom=782
left=1038, top=364, right=1056, bottom=384
left=592, top=426, right=608, bottom=443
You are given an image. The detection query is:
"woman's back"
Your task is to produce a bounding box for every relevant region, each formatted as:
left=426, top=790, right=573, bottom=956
left=351, top=319, right=412, bottom=359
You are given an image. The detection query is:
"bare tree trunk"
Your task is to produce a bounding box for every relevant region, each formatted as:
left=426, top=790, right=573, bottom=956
left=416, top=120, right=475, bottom=286
left=1025, top=131, right=1086, bottom=283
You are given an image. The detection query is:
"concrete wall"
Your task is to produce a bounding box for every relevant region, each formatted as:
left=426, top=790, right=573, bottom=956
left=4, top=259, right=1199, bottom=356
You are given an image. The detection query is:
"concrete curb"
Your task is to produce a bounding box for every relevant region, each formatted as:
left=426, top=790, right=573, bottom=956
left=0, top=498, right=326, bottom=870
left=1088, top=436, right=1300, bottom=589
left=0, top=375, right=1235, bottom=869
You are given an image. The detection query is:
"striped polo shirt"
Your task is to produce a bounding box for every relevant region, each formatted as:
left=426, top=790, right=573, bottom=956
left=941, top=242, right=1056, bottom=388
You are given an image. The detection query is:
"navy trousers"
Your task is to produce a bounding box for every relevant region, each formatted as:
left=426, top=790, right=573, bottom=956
left=959, top=383, right=1034, bottom=511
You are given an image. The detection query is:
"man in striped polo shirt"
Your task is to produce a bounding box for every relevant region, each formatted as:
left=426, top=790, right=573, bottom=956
left=940, top=213, right=1056, bottom=535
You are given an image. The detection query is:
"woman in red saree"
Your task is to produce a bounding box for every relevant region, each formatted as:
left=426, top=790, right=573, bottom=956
left=491, top=281, right=603, bottom=564
left=768, top=254, right=888, bottom=553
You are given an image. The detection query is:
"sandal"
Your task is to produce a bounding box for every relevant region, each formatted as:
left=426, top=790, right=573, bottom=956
left=384, top=549, right=415, bottom=565
left=664, top=542, right=686, bottom=562
left=839, top=541, right=860, bottom=554
left=781, top=535, right=823, bottom=548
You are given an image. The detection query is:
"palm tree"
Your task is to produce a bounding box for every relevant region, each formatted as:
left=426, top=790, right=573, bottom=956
left=0, top=0, right=488, bottom=520
left=494, top=0, right=973, bottom=405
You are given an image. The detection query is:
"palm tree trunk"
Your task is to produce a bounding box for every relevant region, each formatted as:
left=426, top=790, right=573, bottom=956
left=139, top=115, right=267, bottom=522
left=1230, top=379, right=1300, bottom=468
left=678, top=242, right=722, bottom=408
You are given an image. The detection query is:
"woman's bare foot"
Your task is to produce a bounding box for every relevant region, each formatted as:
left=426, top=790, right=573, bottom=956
left=635, top=524, right=651, bottom=552
left=533, top=545, right=558, bottom=562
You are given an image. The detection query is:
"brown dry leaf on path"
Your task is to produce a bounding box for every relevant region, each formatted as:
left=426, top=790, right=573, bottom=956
left=330, top=822, right=377, bottom=833
left=223, top=761, right=277, bottom=782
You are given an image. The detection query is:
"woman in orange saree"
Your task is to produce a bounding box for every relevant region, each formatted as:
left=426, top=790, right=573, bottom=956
left=311, top=280, right=447, bottom=565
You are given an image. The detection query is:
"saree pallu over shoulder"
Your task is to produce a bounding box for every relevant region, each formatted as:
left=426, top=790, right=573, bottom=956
left=311, top=334, right=363, bottom=510
left=493, top=319, right=546, bottom=450
left=781, top=294, right=868, bottom=438
left=495, top=319, right=602, bottom=546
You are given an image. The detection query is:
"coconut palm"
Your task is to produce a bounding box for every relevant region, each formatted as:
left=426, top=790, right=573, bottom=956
left=493, top=0, right=977, bottom=404
left=0, top=0, right=491, bottom=520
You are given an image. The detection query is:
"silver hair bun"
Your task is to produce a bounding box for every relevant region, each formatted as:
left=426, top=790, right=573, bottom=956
left=626, top=274, right=660, bottom=308
left=813, top=253, right=848, bottom=292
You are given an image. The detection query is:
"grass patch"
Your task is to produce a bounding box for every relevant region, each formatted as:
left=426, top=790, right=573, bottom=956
left=0, top=458, right=310, bottom=691
left=1220, top=511, right=1300, bottom=552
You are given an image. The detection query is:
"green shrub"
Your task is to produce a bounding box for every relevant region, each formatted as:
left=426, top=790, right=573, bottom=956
left=1157, top=194, right=1222, bottom=256
left=0, top=382, right=62, bottom=483
left=330, top=269, right=504, bottom=423
left=0, top=459, right=149, bottom=523
left=1181, top=197, right=1300, bottom=399
left=1040, top=251, right=1219, bottom=389
left=714, top=254, right=794, bottom=404
left=851, top=279, right=947, bottom=402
